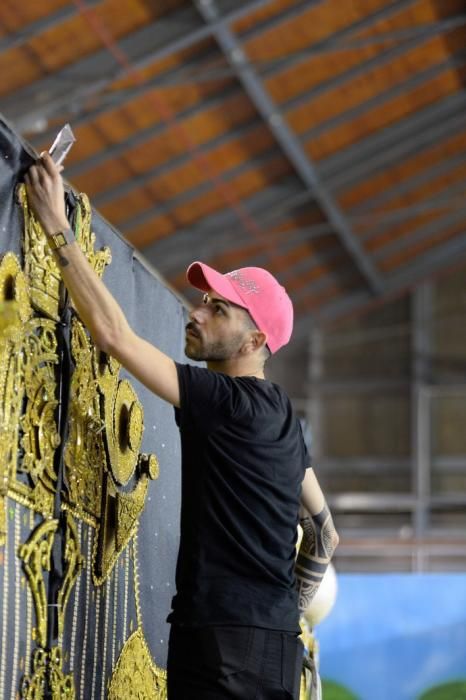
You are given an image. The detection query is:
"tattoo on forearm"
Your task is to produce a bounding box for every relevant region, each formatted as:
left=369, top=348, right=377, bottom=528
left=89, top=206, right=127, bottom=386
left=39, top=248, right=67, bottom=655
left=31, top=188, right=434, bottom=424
left=295, top=503, right=338, bottom=613
left=56, top=253, right=70, bottom=267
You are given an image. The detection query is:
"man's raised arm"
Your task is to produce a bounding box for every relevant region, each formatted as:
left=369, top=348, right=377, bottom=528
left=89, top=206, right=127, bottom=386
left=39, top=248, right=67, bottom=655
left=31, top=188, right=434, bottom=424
left=296, top=467, right=339, bottom=613
left=24, top=153, right=180, bottom=407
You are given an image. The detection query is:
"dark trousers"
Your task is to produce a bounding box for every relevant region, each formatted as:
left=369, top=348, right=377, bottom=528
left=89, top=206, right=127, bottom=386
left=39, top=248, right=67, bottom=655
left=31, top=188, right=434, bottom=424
left=167, top=624, right=303, bottom=699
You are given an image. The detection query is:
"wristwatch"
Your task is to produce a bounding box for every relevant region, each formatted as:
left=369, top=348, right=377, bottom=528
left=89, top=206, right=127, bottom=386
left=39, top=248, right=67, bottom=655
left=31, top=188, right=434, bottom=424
left=47, top=227, right=75, bottom=251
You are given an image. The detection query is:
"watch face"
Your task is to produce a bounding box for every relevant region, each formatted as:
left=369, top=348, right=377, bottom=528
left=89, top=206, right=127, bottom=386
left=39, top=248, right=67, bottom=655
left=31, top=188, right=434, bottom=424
left=48, top=229, right=72, bottom=249
left=49, top=233, right=64, bottom=249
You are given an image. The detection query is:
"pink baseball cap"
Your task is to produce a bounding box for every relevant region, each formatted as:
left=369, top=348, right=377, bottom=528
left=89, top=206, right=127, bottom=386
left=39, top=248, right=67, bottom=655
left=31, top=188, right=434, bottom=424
left=186, top=261, right=294, bottom=354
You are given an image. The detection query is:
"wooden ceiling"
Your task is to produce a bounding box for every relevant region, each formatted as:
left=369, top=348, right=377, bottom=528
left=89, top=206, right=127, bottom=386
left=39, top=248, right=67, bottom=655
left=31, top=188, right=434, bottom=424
left=1, top=0, right=465, bottom=338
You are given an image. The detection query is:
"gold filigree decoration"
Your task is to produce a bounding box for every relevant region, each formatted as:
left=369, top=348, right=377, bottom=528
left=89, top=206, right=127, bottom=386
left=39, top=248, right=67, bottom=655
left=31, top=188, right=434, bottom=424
left=0, top=254, right=32, bottom=542
left=18, top=184, right=61, bottom=321
left=49, top=647, right=75, bottom=700
left=73, top=191, right=112, bottom=278
left=64, top=317, right=104, bottom=518
left=110, top=379, right=144, bottom=485
left=0, top=236, right=60, bottom=528
left=57, top=514, right=85, bottom=639
left=54, top=192, right=159, bottom=584
left=116, top=476, right=148, bottom=552
left=67, top=312, right=160, bottom=584
left=21, top=648, right=48, bottom=700
left=21, top=647, right=75, bottom=700
left=18, top=519, right=59, bottom=648
left=19, top=316, right=61, bottom=514
left=19, top=516, right=82, bottom=698
left=2, top=185, right=165, bottom=698
left=107, top=629, right=167, bottom=700
left=0, top=299, right=21, bottom=340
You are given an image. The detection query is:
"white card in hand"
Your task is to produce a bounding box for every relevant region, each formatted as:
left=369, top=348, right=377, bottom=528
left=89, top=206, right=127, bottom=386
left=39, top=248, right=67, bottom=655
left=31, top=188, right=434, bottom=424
left=49, top=123, right=76, bottom=166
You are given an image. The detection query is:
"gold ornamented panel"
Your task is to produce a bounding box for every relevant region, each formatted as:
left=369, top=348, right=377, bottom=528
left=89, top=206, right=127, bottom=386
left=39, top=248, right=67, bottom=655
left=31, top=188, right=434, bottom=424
left=1, top=184, right=166, bottom=699
left=107, top=629, right=167, bottom=700
left=0, top=250, right=59, bottom=531
left=18, top=518, right=59, bottom=649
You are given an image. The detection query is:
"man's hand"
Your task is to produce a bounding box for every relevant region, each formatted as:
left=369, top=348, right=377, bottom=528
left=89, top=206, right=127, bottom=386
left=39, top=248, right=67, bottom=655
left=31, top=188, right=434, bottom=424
left=24, top=153, right=68, bottom=235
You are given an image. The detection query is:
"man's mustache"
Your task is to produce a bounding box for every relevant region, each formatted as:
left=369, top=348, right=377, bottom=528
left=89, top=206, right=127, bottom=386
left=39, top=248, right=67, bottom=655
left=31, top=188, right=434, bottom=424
left=185, top=322, right=201, bottom=338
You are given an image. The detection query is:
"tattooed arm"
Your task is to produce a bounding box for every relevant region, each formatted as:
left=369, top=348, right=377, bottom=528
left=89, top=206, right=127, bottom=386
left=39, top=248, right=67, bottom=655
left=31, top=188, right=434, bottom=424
left=295, top=468, right=339, bottom=613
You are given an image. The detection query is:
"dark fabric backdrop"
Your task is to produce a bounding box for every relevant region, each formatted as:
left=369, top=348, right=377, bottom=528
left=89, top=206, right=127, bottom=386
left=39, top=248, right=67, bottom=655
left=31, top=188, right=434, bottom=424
left=0, top=114, right=188, bottom=698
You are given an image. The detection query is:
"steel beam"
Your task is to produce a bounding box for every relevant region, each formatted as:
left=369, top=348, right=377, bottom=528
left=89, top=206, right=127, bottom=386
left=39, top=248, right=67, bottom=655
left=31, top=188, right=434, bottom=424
left=160, top=221, right=334, bottom=279
left=319, top=228, right=466, bottom=322
left=318, top=457, right=411, bottom=472
left=25, top=0, right=416, bottom=169
left=195, top=0, right=384, bottom=294
left=93, top=119, right=266, bottom=209
left=144, top=185, right=464, bottom=285
left=387, top=227, right=466, bottom=291
left=118, top=147, right=284, bottom=231
left=316, top=456, right=466, bottom=472
left=62, top=0, right=421, bottom=205
left=321, top=92, right=466, bottom=189
left=372, top=196, right=466, bottom=262
left=328, top=493, right=418, bottom=511
left=86, top=53, right=465, bottom=213
left=97, top=91, right=465, bottom=221
left=299, top=52, right=466, bottom=145
left=66, top=84, right=248, bottom=183
left=161, top=187, right=464, bottom=278
left=4, top=0, right=275, bottom=132
left=26, top=0, right=421, bottom=208
left=141, top=182, right=310, bottom=262
left=307, top=378, right=410, bottom=395
left=362, top=183, right=466, bottom=245
left=0, top=0, right=102, bottom=53
left=411, top=283, right=433, bottom=571
left=308, top=328, right=324, bottom=464
left=136, top=170, right=465, bottom=275
left=138, top=135, right=462, bottom=278
left=28, top=0, right=315, bottom=146
left=81, top=12, right=448, bottom=209
left=328, top=107, right=466, bottom=195
left=350, top=150, right=466, bottom=217
left=28, top=47, right=228, bottom=148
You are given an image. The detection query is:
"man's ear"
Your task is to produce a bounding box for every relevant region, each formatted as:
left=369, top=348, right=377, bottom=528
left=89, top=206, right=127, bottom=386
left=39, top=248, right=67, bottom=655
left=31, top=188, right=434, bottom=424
left=243, top=330, right=267, bottom=354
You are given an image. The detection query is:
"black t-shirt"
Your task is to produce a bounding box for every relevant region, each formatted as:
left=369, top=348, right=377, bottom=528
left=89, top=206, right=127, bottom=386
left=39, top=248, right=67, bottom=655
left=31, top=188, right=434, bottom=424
left=168, top=363, right=310, bottom=632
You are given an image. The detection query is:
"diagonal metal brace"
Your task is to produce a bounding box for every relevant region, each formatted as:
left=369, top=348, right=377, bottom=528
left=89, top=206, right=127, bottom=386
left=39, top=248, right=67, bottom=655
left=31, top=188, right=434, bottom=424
left=194, top=0, right=385, bottom=295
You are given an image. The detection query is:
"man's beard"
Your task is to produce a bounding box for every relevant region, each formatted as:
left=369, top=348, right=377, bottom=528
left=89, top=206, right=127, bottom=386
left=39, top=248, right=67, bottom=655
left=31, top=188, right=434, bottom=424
left=185, top=328, right=245, bottom=362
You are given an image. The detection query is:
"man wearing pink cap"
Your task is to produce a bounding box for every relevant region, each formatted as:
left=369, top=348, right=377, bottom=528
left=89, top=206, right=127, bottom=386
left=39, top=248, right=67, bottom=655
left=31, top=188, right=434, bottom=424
left=25, top=154, right=339, bottom=699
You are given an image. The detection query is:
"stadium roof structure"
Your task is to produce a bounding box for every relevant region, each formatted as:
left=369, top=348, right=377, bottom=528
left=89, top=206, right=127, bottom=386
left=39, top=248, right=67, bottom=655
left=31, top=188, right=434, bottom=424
left=1, top=0, right=465, bottom=337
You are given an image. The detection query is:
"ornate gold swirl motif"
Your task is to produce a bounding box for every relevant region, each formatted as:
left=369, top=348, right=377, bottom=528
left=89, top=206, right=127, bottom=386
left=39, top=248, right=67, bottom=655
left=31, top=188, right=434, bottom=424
left=21, top=648, right=48, bottom=700
left=4, top=186, right=166, bottom=696
left=57, top=515, right=85, bottom=640
left=19, top=516, right=83, bottom=698
left=73, top=192, right=112, bottom=278
left=17, top=184, right=61, bottom=321
left=21, top=647, right=75, bottom=700
left=18, top=519, right=59, bottom=648
left=65, top=317, right=104, bottom=518
left=19, top=317, right=61, bottom=514
left=56, top=192, right=160, bottom=585
left=49, top=647, right=75, bottom=699
left=67, top=312, right=160, bottom=584
left=0, top=299, right=21, bottom=339
left=116, top=477, right=148, bottom=552
left=0, top=216, right=60, bottom=525
left=110, top=379, right=144, bottom=486
left=107, top=629, right=167, bottom=700
left=0, top=254, right=32, bottom=543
